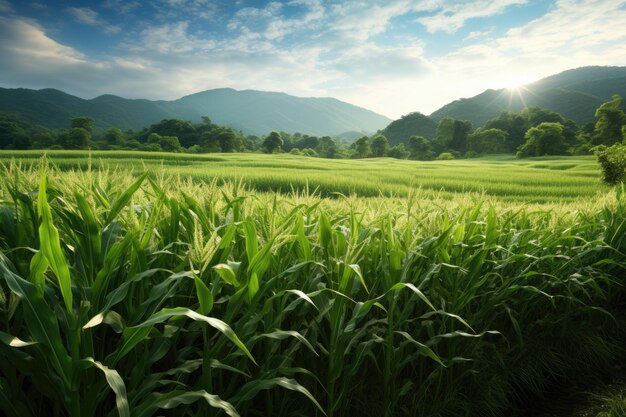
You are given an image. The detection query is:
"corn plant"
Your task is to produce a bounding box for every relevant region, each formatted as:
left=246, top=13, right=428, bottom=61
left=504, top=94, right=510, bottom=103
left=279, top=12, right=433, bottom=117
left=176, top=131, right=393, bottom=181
left=0, top=160, right=624, bottom=417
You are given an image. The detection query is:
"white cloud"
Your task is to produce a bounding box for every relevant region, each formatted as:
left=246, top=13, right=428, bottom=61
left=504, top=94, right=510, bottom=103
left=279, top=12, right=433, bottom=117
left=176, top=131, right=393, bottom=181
left=129, top=22, right=217, bottom=53
left=329, top=1, right=437, bottom=42
left=153, top=0, right=219, bottom=20
left=0, top=17, right=153, bottom=98
left=2, top=0, right=626, bottom=121
left=67, top=7, right=121, bottom=34
left=418, top=0, right=528, bottom=33
left=102, top=0, right=141, bottom=15
left=0, top=0, right=13, bottom=13
left=0, top=17, right=87, bottom=63
left=416, top=0, right=626, bottom=114
left=228, top=0, right=324, bottom=41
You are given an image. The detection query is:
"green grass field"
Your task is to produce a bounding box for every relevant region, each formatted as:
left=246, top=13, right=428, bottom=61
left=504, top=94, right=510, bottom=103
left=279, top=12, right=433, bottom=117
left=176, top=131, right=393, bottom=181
left=0, top=151, right=605, bottom=202
left=0, top=151, right=624, bottom=417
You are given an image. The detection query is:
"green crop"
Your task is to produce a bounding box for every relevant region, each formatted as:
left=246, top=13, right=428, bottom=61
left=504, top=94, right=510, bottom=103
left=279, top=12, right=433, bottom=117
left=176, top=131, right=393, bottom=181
left=0, top=157, right=624, bottom=417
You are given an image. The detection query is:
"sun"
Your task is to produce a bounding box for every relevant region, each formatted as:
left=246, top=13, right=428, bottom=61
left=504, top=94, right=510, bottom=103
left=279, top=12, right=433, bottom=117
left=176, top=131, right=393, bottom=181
left=500, top=76, right=531, bottom=90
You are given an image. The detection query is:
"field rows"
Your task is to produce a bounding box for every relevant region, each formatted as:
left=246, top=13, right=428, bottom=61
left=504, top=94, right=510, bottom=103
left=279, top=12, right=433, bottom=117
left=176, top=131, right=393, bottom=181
left=0, top=151, right=604, bottom=202
left=0, top=161, right=624, bottom=417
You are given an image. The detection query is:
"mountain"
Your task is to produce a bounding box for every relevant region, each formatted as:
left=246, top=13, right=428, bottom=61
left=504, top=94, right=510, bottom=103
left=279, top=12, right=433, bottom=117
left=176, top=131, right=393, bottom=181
left=381, top=112, right=438, bottom=144
left=430, top=66, right=626, bottom=127
left=0, top=87, right=391, bottom=137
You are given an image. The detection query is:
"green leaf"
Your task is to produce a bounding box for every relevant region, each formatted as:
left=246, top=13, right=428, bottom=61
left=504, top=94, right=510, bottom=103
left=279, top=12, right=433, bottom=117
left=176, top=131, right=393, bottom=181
left=237, top=377, right=325, bottom=415
left=194, top=275, right=213, bottom=315
left=104, top=172, right=148, bottom=226
left=251, top=329, right=318, bottom=356
left=139, top=390, right=240, bottom=417
left=395, top=331, right=445, bottom=367
left=0, top=259, right=72, bottom=387
left=130, top=307, right=256, bottom=365
left=83, top=310, right=125, bottom=333
left=0, top=377, right=34, bottom=417
left=106, top=326, right=152, bottom=367
left=37, top=171, right=73, bottom=313
left=213, top=263, right=239, bottom=286
left=0, top=331, right=37, bottom=347
left=83, top=358, right=130, bottom=417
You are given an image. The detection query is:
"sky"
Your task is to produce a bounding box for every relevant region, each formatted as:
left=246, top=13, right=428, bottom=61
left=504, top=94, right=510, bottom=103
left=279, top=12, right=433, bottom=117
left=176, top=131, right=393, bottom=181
left=0, top=0, right=625, bottom=119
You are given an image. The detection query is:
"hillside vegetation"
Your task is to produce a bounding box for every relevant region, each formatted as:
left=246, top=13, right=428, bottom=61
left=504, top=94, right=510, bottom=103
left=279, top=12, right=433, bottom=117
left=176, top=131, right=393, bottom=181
left=0, top=87, right=391, bottom=136
left=430, top=66, right=626, bottom=126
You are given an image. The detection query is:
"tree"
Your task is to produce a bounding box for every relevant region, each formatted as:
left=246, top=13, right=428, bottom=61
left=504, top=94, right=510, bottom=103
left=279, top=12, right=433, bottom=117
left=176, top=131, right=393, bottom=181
left=467, top=128, right=508, bottom=154
left=407, top=136, right=435, bottom=160
left=353, top=136, right=371, bottom=158
left=388, top=143, right=410, bottom=159
left=594, top=143, right=626, bottom=185
left=145, top=119, right=197, bottom=147
left=485, top=111, right=530, bottom=151
left=0, top=115, right=29, bottom=149
left=263, top=131, right=283, bottom=154
left=370, top=134, right=389, bottom=157
left=216, top=130, right=243, bottom=152
left=148, top=132, right=181, bottom=152
left=518, top=122, right=567, bottom=157
left=70, top=116, right=94, bottom=133
left=316, top=136, right=338, bottom=158
left=436, top=117, right=472, bottom=153
left=63, top=128, right=90, bottom=149
left=199, top=131, right=221, bottom=153
left=592, top=95, right=626, bottom=146
left=102, top=128, right=125, bottom=146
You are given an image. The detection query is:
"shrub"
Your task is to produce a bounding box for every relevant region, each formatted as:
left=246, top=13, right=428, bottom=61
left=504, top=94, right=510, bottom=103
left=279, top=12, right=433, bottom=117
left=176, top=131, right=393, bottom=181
left=437, top=152, right=455, bottom=160
left=595, top=144, right=626, bottom=185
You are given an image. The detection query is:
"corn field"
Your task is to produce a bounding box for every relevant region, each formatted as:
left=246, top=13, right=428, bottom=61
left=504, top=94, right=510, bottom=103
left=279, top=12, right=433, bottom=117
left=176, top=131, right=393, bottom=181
left=0, top=161, right=625, bottom=417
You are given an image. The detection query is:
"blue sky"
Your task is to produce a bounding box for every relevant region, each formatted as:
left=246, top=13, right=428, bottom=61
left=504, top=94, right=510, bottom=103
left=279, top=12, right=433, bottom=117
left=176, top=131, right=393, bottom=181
left=0, top=0, right=625, bottom=118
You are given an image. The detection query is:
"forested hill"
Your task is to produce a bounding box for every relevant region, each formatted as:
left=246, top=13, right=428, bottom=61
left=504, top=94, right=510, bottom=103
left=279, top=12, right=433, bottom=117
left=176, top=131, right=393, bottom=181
left=0, top=87, right=391, bottom=136
left=430, top=66, right=626, bottom=127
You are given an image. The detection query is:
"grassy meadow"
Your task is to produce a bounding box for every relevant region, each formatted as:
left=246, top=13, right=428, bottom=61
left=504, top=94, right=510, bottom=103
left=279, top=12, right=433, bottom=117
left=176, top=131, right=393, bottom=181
left=0, top=151, right=624, bottom=417
left=0, top=150, right=606, bottom=202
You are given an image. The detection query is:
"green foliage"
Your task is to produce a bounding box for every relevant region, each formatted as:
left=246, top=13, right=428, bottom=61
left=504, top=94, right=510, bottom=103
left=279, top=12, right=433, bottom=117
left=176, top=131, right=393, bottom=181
left=70, top=116, right=95, bottom=133
left=592, top=95, right=626, bottom=146
left=262, top=131, right=283, bottom=153
left=518, top=122, right=568, bottom=157
left=370, top=134, right=389, bottom=157
left=63, top=128, right=91, bottom=150
left=380, top=112, right=437, bottom=145
left=0, top=161, right=623, bottom=417
left=102, top=128, right=126, bottom=146
left=387, top=143, right=410, bottom=159
left=595, top=143, right=626, bottom=184
left=407, top=135, right=435, bottom=160
left=436, top=117, right=472, bottom=154
left=467, top=128, right=508, bottom=154
left=436, top=152, right=455, bottom=160
left=315, top=136, right=338, bottom=158
left=352, top=136, right=370, bottom=158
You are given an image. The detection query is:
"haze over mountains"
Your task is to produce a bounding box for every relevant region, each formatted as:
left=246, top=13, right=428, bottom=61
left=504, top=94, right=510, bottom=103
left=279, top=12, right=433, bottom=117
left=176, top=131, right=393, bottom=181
left=430, top=66, right=626, bottom=127
left=0, top=88, right=392, bottom=137
left=0, top=66, right=624, bottom=138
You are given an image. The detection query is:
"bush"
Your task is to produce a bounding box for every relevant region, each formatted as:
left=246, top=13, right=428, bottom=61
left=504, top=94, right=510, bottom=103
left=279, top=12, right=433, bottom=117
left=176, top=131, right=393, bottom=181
left=437, top=152, right=455, bottom=160
left=594, top=144, right=626, bottom=185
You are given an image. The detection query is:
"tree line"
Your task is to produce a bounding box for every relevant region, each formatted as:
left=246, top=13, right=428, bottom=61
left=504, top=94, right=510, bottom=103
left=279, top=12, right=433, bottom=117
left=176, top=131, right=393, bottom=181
left=1, top=95, right=625, bottom=162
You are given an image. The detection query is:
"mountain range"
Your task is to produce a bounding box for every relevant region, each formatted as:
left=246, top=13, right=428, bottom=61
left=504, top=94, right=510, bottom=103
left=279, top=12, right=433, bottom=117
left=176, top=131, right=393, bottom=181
left=430, top=66, right=626, bottom=127
left=1, top=66, right=624, bottom=139
left=0, top=87, right=391, bottom=137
